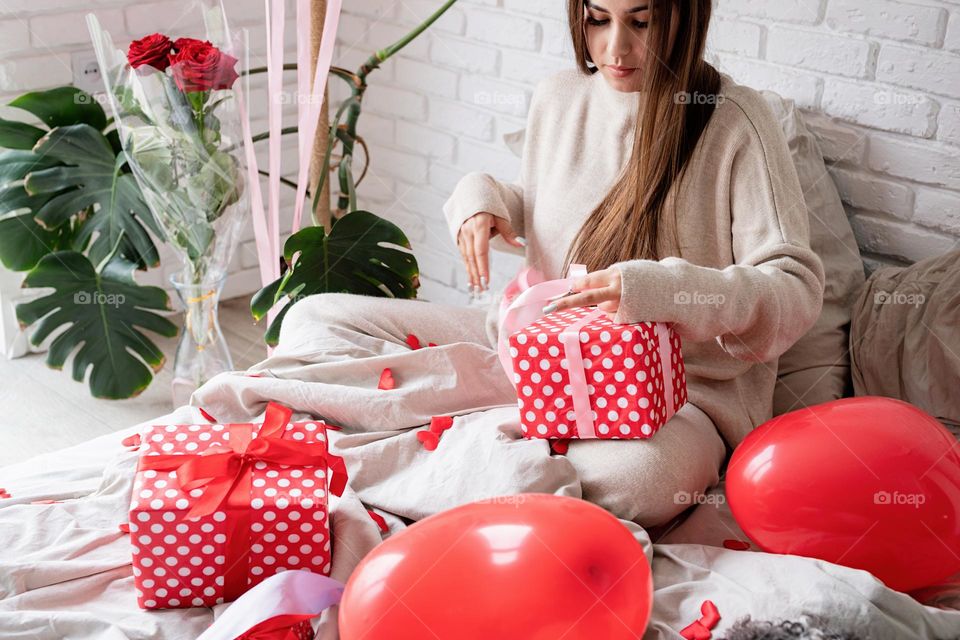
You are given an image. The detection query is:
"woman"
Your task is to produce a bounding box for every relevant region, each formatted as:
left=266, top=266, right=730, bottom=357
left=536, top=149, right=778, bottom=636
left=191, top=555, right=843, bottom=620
left=277, top=0, right=824, bottom=527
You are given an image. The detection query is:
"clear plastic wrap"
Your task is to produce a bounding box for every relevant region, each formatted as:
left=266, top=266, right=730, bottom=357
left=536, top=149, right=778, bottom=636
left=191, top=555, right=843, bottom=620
left=87, top=1, right=248, bottom=285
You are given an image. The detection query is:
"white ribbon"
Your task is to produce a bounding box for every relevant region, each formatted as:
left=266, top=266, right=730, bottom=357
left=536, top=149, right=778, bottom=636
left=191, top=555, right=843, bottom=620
left=195, top=570, right=344, bottom=640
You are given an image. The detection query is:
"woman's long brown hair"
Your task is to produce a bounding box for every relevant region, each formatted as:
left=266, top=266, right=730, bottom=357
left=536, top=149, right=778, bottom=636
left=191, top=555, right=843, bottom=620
left=562, top=0, right=720, bottom=274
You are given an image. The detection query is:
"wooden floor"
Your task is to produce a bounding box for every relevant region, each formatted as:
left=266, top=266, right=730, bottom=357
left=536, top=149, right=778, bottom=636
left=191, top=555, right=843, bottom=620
left=0, top=298, right=269, bottom=468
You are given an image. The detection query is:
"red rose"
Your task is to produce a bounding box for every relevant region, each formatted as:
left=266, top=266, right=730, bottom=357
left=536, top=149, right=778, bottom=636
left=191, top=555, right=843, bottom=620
left=127, top=33, right=173, bottom=71
left=172, top=37, right=210, bottom=52
left=169, top=40, right=239, bottom=92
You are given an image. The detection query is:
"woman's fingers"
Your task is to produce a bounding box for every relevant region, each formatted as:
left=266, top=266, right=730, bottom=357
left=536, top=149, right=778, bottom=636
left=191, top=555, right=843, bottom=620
left=545, top=286, right=615, bottom=312
left=543, top=289, right=606, bottom=313
left=459, top=232, right=480, bottom=291
left=457, top=212, right=526, bottom=292
left=542, top=268, right=623, bottom=313
left=473, top=224, right=490, bottom=291
left=457, top=213, right=496, bottom=292
left=492, top=216, right=525, bottom=248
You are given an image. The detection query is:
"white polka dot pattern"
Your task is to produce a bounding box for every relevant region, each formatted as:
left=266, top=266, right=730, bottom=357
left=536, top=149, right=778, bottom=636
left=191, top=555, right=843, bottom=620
left=510, top=307, right=688, bottom=440
left=129, top=421, right=336, bottom=610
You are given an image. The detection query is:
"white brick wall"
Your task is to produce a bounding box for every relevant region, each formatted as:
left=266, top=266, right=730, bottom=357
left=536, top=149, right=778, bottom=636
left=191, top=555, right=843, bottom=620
left=711, top=0, right=960, bottom=273
left=332, top=0, right=960, bottom=308
left=2, top=0, right=958, bottom=314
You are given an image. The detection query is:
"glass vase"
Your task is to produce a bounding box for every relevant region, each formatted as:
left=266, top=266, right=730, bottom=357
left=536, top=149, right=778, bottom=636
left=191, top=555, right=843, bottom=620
left=170, top=275, right=234, bottom=407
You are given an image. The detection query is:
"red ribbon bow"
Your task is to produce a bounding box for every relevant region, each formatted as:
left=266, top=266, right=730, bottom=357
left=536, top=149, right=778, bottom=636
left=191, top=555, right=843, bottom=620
left=139, top=402, right=346, bottom=519
left=136, top=402, right=347, bottom=600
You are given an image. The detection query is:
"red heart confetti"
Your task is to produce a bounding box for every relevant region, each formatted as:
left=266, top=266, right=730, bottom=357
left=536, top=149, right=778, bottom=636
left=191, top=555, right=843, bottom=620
left=366, top=509, right=389, bottom=534
left=722, top=539, right=751, bottom=551
left=118, top=523, right=131, bottom=534
left=121, top=433, right=142, bottom=449
left=427, top=342, right=437, bottom=347
left=30, top=499, right=60, bottom=505
left=429, top=415, right=454, bottom=434
left=680, top=620, right=712, bottom=640
left=406, top=333, right=422, bottom=350
left=198, top=407, right=217, bottom=423
left=0, top=488, right=10, bottom=499
left=699, top=600, right=720, bottom=629
left=416, top=430, right=439, bottom=451
left=378, top=368, right=396, bottom=390
left=550, top=439, right=570, bottom=455
left=246, top=373, right=263, bottom=378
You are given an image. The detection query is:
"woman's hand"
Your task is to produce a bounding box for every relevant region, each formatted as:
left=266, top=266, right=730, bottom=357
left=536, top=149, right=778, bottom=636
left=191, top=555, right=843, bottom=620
left=543, top=267, right=623, bottom=316
left=457, top=212, right=525, bottom=292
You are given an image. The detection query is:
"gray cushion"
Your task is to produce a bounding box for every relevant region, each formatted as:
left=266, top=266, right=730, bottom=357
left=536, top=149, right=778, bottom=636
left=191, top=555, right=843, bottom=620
left=760, top=91, right=866, bottom=416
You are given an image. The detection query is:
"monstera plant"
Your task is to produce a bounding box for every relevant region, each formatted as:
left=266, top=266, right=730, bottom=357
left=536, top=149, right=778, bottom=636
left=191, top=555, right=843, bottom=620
left=0, top=86, right=177, bottom=399
left=249, top=0, right=458, bottom=345
left=2, top=0, right=459, bottom=395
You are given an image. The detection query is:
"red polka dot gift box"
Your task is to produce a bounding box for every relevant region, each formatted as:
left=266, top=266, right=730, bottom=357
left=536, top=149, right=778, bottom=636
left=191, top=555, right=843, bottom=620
left=507, top=306, right=688, bottom=440
left=128, top=402, right=348, bottom=610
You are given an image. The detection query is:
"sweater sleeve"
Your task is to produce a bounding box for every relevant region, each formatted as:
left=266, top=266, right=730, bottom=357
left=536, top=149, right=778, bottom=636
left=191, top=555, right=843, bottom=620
left=608, top=108, right=826, bottom=364
left=442, top=81, right=546, bottom=255
left=441, top=171, right=525, bottom=252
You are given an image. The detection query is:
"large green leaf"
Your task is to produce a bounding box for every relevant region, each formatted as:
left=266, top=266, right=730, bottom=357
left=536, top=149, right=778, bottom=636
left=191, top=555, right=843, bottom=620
left=16, top=251, right=178, bottom=399
left=25, top=124, right=162, bottom=269
left=251, top=210, right=420, bottom=345
left=0, top=118, right=45, bottom=150
left=0, top=187, right=62, bottom=271
left=0, top=151, right=65, bottom=270
left=9, top=86, right=107, bottom=131
left=0, top=149, right=59, bottom=184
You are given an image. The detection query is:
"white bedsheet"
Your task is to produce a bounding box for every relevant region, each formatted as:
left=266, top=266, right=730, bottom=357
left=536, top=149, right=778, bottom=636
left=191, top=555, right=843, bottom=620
left=1, top=404, right=958, bottom=639
left=2, top=324, right=960, bottom=639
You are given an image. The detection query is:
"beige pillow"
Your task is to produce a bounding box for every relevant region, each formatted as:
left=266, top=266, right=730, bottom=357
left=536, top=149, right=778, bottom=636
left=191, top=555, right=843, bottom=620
left=850, top=249, right=960, bottom=435
left=760, top=91, right=866, bottom=416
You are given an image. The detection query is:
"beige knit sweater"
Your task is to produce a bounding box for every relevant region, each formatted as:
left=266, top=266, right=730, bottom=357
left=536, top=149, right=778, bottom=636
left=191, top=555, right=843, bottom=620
left=442, top=68, right=825, bottom=451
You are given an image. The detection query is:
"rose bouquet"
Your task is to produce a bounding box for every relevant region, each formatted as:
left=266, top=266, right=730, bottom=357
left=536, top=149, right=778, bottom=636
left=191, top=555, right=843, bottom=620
left=91, top=27, right=246, bottom=284
left=88, top=4, right=249, bottom=403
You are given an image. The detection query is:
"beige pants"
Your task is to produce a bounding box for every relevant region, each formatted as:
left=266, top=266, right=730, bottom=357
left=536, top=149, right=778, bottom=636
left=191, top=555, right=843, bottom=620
left=271, top=292, right=728, bottom=528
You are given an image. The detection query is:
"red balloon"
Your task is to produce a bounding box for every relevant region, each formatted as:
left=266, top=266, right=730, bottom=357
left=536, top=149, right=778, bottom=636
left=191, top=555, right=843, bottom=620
left=727, top=396, right=960, bottom=593
left=338, top=494, right=652, bottom=639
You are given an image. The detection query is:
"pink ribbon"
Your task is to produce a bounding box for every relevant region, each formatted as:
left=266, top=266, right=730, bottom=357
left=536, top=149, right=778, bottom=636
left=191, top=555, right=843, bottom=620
left=497, top=264, right=680, bottom=438
left=560, top=307, right=607, bottom=438
left=496, top=264, right=587, bottom=381
left=266, top=0, right=285, bottom=275
left=292, top=0, right=342, bottom=232
left=654, top=322, right=677, bottom=419
left=235, top=73, right=273, bottom=289
left=238, top=0, right=343, bottom=335
left=195, top=569, right=344, bottom=640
